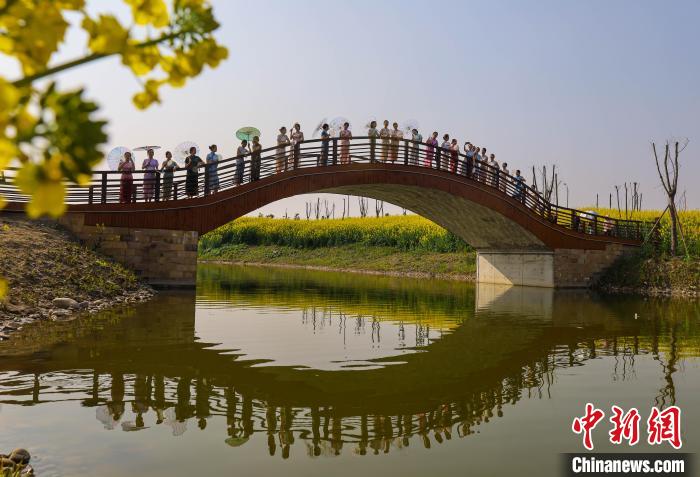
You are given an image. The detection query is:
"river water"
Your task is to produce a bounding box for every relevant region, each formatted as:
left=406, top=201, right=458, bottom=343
left=0, top=264, right=698, bottom=476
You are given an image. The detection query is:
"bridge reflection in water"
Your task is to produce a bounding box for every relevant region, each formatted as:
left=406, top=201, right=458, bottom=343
left=0, top=265, right=698, bottom=462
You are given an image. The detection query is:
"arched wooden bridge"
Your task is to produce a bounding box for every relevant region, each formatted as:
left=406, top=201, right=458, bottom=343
left=1, top=137, right=652, bottom=287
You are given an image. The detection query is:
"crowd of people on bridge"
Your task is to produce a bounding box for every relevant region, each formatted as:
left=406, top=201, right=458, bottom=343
left=116, top=120, right=529, bottom=204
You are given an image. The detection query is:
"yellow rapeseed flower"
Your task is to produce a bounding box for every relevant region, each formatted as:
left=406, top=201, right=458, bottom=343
left=82, top=15, right=129, bottom=54
left=126, top=0, right=170, bottom=28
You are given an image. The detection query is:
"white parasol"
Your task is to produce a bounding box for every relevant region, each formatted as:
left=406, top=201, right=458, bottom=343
left=107, top=146, right=131, bottom=171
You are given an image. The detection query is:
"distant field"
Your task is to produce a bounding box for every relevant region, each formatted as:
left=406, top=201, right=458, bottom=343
left=199, top=215, right=472, bottom=253
left=200, top=211, right=699, bottom=258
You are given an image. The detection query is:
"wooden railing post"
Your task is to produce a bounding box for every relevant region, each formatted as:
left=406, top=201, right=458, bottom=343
left=174, top=181, right=178, bottom=201
left=88, top=186, right=94, bottom=205
left=100, top=172, right=107, bottom=203
left=403, top=140, right=409, bottom=165
left=204, top=164, right=210, bottom=196
left=332, top=138, right=338, bottom=165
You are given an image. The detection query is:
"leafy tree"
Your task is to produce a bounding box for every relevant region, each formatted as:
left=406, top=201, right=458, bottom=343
left=0, top=0, right=228, bottom=296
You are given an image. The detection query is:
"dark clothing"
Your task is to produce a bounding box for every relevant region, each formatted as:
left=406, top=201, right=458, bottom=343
left=251, top=146, right=261, bottom=181
left=235, top=161, right=245, bottom=185
left=320, top=130, right=330, bottom=166
left=185, top=155, right=203, bottom=196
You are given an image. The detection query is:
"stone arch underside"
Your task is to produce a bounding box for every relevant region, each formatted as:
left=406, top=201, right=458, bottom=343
left=322, top=184, right=549, bottom=251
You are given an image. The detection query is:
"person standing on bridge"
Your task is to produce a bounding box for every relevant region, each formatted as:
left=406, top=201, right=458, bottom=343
left=276, top=127, right=290, bottom=173
left=479, top=148, right=488, bottom=182
left=251, top=136, right=262, bottom=180
left=488, top=153, right=499, bottom=188
left=236, top=140, right=249, bottom=185
left=464, top=142, right=474, bottom=178
left=160, top=151, right=177, bottom=200
left=410, top=128, right=422, bottom=166
left=142, top=148, right=159, bottom=202
left=379, top=120, right=391, bottom=162
left=368, top=120, right=379, bottom=162
left=290, top=123, right=304, bottom=169
left=185, top=146, right=204, bottom=197
left=367, top=120, right=379, bottom=162
left=450, top=138, right=460, bottom=173
left=500, top=162, right=509, bottom=192
left=425, top=132, right=438, bottom=168
left=206, top=145, right=221, bottom=194
left=118, top=151, right=135, bottom=203
left=390, top=122, right=402, bottom=162
left=320, top=123, right=330, bottom=166
left=440, top=134, right=451, bottom=171
left=473, top=146, right=482, bottom=181
left=513, top=169, right=526, bottom=202
left=339, top=122, right=352, bottom=164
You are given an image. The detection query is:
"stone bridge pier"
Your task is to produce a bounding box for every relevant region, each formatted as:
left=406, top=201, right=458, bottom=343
left=60, top=213, right=199, bottom=288
left=476, top=245, right=631, bottom=288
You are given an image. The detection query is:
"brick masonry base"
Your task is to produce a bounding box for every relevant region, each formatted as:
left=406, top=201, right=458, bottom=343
left=552, top=244, right=633, bottom=288
left=477, top=244, right=634, bottom=288
left=59, top=213, right=198, bottom=287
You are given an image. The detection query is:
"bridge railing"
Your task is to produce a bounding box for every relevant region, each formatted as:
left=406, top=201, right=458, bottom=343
left=0, top=137, right=651, bottom=241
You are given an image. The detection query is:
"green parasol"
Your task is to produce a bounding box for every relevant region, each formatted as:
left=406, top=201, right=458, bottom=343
left=225, top=436, right=250, bottom=447
left=236, top=127, right=261, bottom=142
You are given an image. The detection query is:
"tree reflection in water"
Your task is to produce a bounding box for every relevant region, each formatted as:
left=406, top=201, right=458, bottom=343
left=0, top=265, right=698, bottom=460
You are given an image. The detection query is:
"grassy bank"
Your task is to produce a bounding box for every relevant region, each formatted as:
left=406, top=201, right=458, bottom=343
left=200, top=243, right=476, bottom=279
left=0, top=216, right=153, bottom=334
left=198, top=216, right=476, bottom=279
left=586, top=209, right=699, bottom=296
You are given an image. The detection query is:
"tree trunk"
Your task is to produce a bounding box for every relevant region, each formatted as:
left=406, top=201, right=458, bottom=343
left=668, top=196, right=678, bottom=255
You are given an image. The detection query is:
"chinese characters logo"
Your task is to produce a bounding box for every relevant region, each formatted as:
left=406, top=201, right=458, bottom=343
left=572, top=403, right=682, bottom=450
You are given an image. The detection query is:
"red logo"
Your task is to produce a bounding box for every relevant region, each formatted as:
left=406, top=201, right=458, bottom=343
left=572, top=405, right=682, bottom=450
left=609, top=406, right=640, bottom=446
left=647, top=406, right=682, bottom=449
left=572, top=403, right=606, bottom=450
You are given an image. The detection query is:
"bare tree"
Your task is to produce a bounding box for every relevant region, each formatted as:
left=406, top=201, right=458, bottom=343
left=531, top=165, right=558, bottom=202
left=374, top=199, right=384, bottom=218
left=652, top=139, right=687, bottom=255
left=314, top=197, right=321, bottom=219
left=358, top=197, right=368, bottom=218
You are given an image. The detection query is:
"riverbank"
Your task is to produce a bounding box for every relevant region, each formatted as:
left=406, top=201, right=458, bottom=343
left=596, top=252, right=699, bottom=298
left=199, top=243, right=477, bottom=281
left=199, top=216, right=699, bottom=297
left=0, top=216, right=154, bottom=341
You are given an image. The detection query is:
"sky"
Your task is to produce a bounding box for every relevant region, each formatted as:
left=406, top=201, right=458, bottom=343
left=3, top=0, right=699, bottom=216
